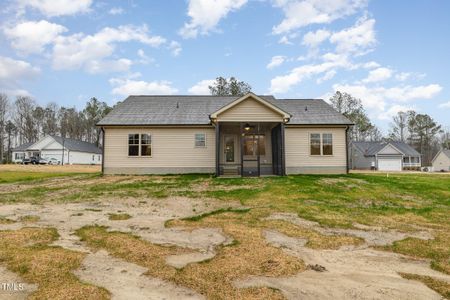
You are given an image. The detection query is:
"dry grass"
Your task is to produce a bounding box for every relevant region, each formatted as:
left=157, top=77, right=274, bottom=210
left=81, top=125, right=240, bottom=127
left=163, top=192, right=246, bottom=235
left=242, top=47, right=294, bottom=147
left=381, top=230, right=450, bottom=275
left=0, top=227, right=109, bottom=300
left=0, top=164, right=100, bottom=173
left=19, top=215, right=40, bottom=223
left=77, top=210, right=305, bottom=299
left=107, top=213, right=131, bottom=221
left=399, top=273, right=450, bottom=298
left=0, top=216, right=15, bottom=224
left=264, top=219, right=364, bottom=249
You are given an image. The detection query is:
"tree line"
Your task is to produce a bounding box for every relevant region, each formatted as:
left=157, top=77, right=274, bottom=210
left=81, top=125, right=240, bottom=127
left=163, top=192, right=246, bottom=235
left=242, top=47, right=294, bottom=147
left=1, top=77, right=448, bottom=165
left=329, top=91, right=449, bottom=165
left=0, top=94, right=111, bottom=163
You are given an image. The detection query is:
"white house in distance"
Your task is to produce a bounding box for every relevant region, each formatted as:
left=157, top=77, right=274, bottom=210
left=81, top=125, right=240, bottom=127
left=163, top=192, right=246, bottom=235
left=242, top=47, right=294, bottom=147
left=12, top=135, right=102, bottom=165
left=432, top=149, right=450, bottom=172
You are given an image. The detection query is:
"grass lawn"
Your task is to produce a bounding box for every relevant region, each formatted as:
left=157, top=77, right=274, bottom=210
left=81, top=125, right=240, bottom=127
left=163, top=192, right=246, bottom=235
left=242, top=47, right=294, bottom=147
left=0, top=171, right=449, bottom=298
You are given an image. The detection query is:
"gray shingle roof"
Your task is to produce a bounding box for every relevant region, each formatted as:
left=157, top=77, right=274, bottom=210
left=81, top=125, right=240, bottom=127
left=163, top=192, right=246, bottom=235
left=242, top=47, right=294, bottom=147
left=12, top=141, right=34, bottom=152
left=97, top=95, right=353, bottom=126
left=353, top=141, right=420, bottom=157
left=51, top=136, right=102, bottom=154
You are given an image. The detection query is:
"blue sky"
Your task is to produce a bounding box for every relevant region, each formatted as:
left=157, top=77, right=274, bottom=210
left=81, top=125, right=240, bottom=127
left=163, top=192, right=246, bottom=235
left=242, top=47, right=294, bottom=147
left=1, top=0, right=449, bottom=132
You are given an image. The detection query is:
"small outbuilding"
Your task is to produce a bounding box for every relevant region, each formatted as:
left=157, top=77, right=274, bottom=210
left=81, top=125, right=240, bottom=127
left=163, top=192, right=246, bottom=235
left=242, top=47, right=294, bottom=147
left=12, top=135, right=102, bottom=165
left=431, top=149, right=450, bottom=172
left=351, top=141, right=421, bottom=171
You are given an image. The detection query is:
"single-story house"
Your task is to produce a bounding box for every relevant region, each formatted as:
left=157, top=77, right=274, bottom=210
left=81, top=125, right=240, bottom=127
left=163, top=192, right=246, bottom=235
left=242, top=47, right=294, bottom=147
left=12, top=135, right=102, bottom=165
left=351, top=141, right=421, bottom=171
left=97, top=93, right=353, bottom=176
left=431, top=149, right=450, bottom=172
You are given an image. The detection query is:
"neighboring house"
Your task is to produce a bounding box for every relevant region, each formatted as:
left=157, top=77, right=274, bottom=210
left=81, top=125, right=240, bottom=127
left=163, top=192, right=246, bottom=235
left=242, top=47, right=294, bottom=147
left=351, top=141, right=421, bottom=171
left=11, top=142, right=34, bottom=163
left=431, top=149, right=450, bottom=172
left=12, top=135, right=102, bottom=165
left=97, top=93, right=353, bottom=176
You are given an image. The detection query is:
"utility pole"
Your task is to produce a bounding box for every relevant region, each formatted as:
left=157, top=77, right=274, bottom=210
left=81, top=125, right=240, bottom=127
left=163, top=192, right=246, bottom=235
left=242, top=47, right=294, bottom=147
left=61, top=137, right=65, bottom=166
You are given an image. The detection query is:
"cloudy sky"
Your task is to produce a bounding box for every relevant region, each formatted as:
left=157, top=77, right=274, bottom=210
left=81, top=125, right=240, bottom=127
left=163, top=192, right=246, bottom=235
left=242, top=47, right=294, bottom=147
left=1, top=0, right=449, bottom=131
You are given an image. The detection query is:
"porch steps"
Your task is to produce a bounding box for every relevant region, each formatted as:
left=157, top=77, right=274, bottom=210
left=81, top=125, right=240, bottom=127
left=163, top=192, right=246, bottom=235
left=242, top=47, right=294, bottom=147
left=222, top=167, right=239, bottom=176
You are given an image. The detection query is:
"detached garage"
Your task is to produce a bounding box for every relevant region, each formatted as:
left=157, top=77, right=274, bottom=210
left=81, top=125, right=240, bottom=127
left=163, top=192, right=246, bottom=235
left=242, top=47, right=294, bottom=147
left=351, top=141, right=421, bottom=171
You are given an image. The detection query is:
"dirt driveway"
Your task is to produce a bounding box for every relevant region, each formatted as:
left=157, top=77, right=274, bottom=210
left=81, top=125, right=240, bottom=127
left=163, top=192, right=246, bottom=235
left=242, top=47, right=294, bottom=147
left=0, top=174, right=449, bottom=299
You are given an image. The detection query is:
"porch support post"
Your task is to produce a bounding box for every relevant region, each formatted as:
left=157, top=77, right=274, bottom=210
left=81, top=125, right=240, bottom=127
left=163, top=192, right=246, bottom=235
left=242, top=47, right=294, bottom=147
left=215, top=123, right=220, bottom=176
left=240, top=122, right=244, bottom=177
left=280, top=123, right=286, bottom=176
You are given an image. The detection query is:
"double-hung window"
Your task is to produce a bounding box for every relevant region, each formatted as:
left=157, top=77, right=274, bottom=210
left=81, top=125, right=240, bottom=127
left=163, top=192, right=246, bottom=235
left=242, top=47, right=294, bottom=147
left=310, top=133, right=333, bottom=156
left=128, top=134, right=151, bottom=156
left=195, top=133, right=206, bottom=148
left=310, top=134, right=321, bottom=155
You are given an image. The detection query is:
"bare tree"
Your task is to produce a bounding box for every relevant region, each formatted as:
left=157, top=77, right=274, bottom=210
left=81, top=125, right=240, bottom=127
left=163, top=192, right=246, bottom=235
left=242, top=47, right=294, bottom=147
left=43, top=102, right=59, bottom=136
left=14, top=96, right=37, bottom=143
left=329, top=91, right=381, bottom=141
left=0, top=94, right=8, bottom=163
left=209, top=77, right=252, bottom=96
left=389, top=111, right=408, bottom=142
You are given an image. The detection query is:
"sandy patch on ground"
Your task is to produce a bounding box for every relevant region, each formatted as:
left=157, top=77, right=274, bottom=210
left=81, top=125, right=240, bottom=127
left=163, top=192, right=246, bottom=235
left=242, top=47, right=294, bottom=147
left=74, top=250, right=203, bottom=300
left=0, top=196, right=241, bottom=299
left=0, top=266, right=37, bottom=300
left=265, top=213, right=432, bottom=246
left=235, top=230, right=449, bottom=300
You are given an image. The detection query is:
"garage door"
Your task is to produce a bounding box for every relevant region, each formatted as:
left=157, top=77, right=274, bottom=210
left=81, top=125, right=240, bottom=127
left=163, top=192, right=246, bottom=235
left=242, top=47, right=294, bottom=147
left=378, top=158, right=402, bottom=171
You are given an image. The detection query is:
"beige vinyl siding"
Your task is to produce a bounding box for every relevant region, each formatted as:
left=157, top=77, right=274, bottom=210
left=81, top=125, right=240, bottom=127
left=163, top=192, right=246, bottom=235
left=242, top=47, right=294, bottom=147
left=217, top=97, right=284, bottom=122
left=432, top=152, right=450, bottom=172
left=104, top=127, right=215, bottom=174
left=378, top=144, right=402, bottom=155
left=285, top=127, right=347, bottom=174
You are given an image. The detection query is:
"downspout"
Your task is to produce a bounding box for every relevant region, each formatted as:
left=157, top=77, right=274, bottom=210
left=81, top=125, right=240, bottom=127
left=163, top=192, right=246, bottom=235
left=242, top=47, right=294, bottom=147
left=101, top=127, right=105, bottom=175
left=345, top=126, right=350, bottom=173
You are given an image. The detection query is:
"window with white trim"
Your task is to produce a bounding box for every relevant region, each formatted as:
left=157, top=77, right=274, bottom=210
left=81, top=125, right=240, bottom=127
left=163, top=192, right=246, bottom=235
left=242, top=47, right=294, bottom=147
left=322, top=133, right=333, bottom=155
left=195, top=133, right=206, bottom=148
left=141, top=134, right=152, bottom=156
left=128, top=134, right=151, bottom=156
left=310, top=133, right=333, bottom=156
left=128, top=134, right=139, bottom=156
left=310, top=134, right=321, bottom=155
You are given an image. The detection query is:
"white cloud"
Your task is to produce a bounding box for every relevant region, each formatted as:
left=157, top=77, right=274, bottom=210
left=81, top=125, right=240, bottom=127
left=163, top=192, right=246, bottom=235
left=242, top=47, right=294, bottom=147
left=85, top=59, right=132, bottom=74
left=179, top=0, right=247, bottom=38
left=0, top=56, right=40, bottom=80
left=438, top=101, right=450, bottom=109
left=168, top=41, right=182, bottom=56
left=188, top=79, right=215, bottom=94
left=272, top=0, right=368, bottom=34
left=363, top=61, right=380, bottom=69
left=266, top=55, right=286, bottom=69
left=379, top=104, right=415, bottom=121
left=3, top=20, right=67, bottom=54
left=110, top=78, right=178, bottom=96
left=278, top=36, right=292, bottom=45
left=329, top=17, right=376, bottom=55
left=269, top=56, right=350, bottom=93
left=52, top=25, right=166, bottom=73
left=108, top=7, right=124, bottom=15
left=0, top=56, right=40, bottom=97
left=17, top=0, right=92, bottom=17
left=302, top=29, right=330, bottom=47
left=137, top=49, right=153, bottom=64
left=316, top=70, right=336, bottom=84
left=332, top=83, right=442, bottom=113
left=362, top=67, right=393, bottom=83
